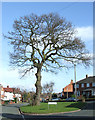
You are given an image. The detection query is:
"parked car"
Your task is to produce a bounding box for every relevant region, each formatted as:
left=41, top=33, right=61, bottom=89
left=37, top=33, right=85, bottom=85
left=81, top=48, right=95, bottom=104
left=66, top=97, right=79, bottom=102
left=40, top=98, right=45, bottom=102
left=51, top=98, right=61, bottom=101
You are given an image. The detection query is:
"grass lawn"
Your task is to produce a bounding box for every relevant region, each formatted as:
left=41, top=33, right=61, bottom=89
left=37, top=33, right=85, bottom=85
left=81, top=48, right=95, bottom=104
left=20, top=102, right=86, bottom=114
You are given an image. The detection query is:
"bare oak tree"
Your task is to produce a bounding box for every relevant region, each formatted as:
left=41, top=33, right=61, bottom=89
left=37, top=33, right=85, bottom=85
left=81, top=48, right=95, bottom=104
left=42, top=82, right=54, bottom=100
left=4, top=13, right=91, bottom=105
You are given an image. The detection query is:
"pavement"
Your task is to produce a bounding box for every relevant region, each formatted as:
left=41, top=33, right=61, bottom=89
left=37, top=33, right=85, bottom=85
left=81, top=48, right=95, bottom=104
left=0, top=101, right=95, bottom=120
left=1, top=104, right=22, bottom=120
left=0, top=103, right=29, bottom=120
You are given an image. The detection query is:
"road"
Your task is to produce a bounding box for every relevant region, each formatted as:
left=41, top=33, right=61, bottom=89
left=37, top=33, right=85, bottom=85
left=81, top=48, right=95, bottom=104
left=0, top=101, right=95, bottom=120
left=0, top=103, right=29, bottom=120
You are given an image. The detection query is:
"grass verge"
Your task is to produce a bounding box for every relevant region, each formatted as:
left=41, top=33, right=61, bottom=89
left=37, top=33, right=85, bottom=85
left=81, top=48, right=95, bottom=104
left=20, top=102, right=86, bottom=114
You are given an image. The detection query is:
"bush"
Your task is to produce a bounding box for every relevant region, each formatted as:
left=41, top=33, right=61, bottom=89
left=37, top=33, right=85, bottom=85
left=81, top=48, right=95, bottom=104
left=14, top=97, right=17, bottom=103
left=77, top=95, right=85, bottom=101
left=71, top=94, right=76, bottom=98
left=52, top=93, right=57, bottom=99
left=4, top=100, right=9, bottom=104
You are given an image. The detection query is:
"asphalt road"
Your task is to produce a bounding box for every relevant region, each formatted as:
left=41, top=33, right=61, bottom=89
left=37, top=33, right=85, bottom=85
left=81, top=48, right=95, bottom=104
left=0, top=103, right=29, bottom=120
left=0, top=101, right=95, bottom=120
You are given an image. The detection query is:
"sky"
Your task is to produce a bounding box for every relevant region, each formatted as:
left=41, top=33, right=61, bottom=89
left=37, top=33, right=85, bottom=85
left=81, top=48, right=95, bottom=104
left=0, top=1, right=93, bottom=93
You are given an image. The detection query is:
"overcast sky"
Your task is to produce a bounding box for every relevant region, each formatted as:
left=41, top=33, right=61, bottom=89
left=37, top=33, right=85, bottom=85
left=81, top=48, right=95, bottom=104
left=0, top=1, right=93, bottom=92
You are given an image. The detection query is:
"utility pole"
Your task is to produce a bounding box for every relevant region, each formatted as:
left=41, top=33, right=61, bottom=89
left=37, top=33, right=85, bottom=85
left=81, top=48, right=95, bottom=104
left=67, top=87, right=68, bottom=99
left=74, top=64, right=77, bottom=100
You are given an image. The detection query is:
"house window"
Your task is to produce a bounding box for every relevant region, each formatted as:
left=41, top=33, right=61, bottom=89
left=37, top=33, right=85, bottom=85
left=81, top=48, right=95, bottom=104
left=87, top=83, right=90, bottom=87
left=92, top=83, right=95, bottom=87
left=81, top=83, right=84, bottom=88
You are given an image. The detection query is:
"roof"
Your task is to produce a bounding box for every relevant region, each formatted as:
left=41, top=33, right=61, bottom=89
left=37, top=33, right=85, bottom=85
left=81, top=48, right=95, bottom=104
left=3, top=86, right=13, bottom=93
left=3, top=88, right=13, bottom=92
left=74, top=76, right=95, bottom=84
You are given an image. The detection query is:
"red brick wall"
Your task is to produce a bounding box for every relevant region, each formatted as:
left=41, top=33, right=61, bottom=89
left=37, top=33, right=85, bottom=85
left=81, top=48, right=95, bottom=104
left=63, top=80, right=73, bottom=92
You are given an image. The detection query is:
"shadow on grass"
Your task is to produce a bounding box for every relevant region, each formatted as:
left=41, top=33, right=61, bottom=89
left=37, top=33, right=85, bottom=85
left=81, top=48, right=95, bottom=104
left=39, top=108, right=46, bottom=110
left=66, top=102, right=86, bottom=109
left=66, top=102, right=95, bottom=110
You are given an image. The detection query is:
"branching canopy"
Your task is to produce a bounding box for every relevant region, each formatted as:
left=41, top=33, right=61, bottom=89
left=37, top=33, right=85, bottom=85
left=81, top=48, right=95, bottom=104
left=42, top=82, right=54, bottom=94
left=5, top=13, right=91, bottom=76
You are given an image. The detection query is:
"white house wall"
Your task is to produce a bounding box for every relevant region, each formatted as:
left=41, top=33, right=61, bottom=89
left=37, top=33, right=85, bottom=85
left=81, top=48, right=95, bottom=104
left=3, top=92, right=14, bottom=101
left=15, top=94, right=21, bottom=101
left=1, top=91, right=4, bottom=96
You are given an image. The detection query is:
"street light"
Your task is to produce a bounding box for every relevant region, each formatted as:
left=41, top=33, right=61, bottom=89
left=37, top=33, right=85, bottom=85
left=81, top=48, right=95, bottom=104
left=74, top=63, right=77, bottom=100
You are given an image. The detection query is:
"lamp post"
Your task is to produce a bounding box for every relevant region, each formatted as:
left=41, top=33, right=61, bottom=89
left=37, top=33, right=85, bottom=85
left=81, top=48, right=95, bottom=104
left=74, top=63, right=77, bottom=100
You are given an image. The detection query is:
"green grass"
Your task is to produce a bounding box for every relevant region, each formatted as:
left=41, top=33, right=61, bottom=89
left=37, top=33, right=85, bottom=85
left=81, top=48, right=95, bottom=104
left=20, top=102, right=86, bottom=114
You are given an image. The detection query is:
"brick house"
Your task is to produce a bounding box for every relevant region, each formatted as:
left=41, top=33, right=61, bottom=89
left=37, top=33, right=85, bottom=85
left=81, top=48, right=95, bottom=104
left=73, top=75, right=95, bottom=98
left=62, top=80, right=73, bottom=98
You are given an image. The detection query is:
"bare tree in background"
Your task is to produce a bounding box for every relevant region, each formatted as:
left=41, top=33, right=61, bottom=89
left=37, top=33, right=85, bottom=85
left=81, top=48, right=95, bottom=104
left=42, top=82, right=54, bottom=100
left=4, top=13, right=91, bottom=106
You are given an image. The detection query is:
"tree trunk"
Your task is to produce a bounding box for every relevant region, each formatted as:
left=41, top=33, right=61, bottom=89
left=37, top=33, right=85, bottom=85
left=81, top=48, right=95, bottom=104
left=32, top=67, right=42, bottom=106
left=49, top=93, right=52, bottom=101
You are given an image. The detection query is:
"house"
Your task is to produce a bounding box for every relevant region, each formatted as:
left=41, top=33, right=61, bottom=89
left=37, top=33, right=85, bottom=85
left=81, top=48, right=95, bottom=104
left=13, top=88, right=22, bottom=102
left=3, top=86, right=14, bottom=101
left=62, top=75, right=95, bottom=99
left=0, top=85, right=22, bottom=104
left=62, top=80, right=73, bottom=98
left=73, top=75, right=95, bottom=98
left=0, top=84, right=5, bottom=104
left=0, top=84, right=4, bottom=99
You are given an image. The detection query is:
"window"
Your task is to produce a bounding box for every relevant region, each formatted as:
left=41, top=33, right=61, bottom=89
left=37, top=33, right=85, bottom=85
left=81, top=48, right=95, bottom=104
left=81, top=83, right=84, bottom=88
left=87, top=83, right=90, bottom=87
left=92, top=82, right=95, bottom=87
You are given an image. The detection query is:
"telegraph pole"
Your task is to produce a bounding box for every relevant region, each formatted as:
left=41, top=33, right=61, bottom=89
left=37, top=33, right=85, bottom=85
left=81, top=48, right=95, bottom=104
left=74, top=64, right=77, bottom=100
left=67, top=87, right=68, bottom=99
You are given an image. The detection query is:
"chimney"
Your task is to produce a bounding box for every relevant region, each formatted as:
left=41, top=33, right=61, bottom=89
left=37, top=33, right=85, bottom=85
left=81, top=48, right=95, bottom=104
left=70, top=80, right=73, bottom=84
left=7, top=85, right=9, bottom=88
left=86, top=74, right=88, bottom=78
